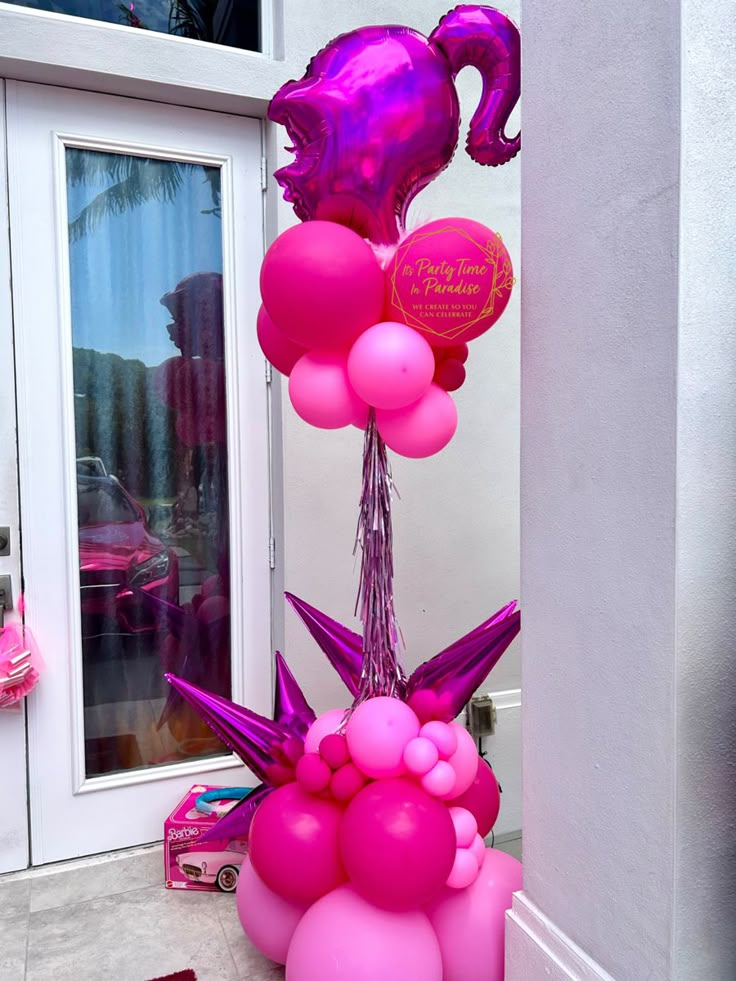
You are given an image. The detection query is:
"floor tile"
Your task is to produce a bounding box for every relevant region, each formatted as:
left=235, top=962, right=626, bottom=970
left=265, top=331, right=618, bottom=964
left=0, top=876, right=31, bottom=921
left=0, top=909, right=28, bottom=981
left=495, top=835, right=523, bottom=862
left=29, top=846, right=163, bottom=912
left=26, top=883, right=238, bottom=981
left=217, top=892, right=285, bottom=981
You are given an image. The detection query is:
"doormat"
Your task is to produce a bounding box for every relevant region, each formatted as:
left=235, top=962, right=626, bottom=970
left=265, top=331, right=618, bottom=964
left=145, top=972, right=196, bottom=981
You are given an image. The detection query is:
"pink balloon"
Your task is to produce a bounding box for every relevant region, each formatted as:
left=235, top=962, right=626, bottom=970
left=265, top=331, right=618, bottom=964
left=446, top=848, right=480, bottom=890
left=249, top=782, right=347, bottom=903
left=385, top=218, right=514, bottom=345
left=289, top=352, right=367, bottom=430
left=319, top=733, right=351, bottom=770
left=421, top=760, right=457, bottom=798
left=446, top=758, right=502, bottom=837
left=345, top=697, right=420, bottom=779
left=286, top=885, right=443, bottom=981
left=376, top=384, right=458, bottom=458
left=445, top=723, right=480, bottom=798
left=330, top=763, right=366, bottom=803
left=347, top=321, right=435, bottom=410
left=449, top=806, right=478, bottom=848
left=268, top=12, right=520, bottom=246
left=296, top=753, right=332, bottom=794
left=304, top=708, right=348, bottom=754
left=470, top=834, right=486, bottom=869
left=420, top=720, right=458, bottom=760
left=403, top=736, right=439, bottom=776
left=260, top=222, right=384, bottom=349
left=434, top=358, right=466, bottom=392
left=257, top=304, right=306, bottom=376
left=339, top=778, right=456, bottom=910
left=427, top=848, right=522, bottom=981
left=236, top=857, right=308, bottom=965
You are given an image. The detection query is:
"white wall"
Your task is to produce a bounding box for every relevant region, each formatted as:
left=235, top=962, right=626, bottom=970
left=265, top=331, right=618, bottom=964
left=276, top=1, right=522, bottom=724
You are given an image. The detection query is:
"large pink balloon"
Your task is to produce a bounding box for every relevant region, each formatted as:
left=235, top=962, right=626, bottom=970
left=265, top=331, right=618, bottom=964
left=385, top=217, right=514, bottom=346
left=286, top=885, right=443, bottom=981
left=249, top=782, right=347, bottom=903
left=339, top=778, right=455, bottom=910
left=268, top=11, right=520, bottom=246
left=428, top=848, right=522, bottom=981
left=344, top=696, right=419, bottom=779
left=376, top=384, right=458, bottom=458
left=257, top=304, right=306, bottom=376
left=289, top=352, right=367, bottom=429
left=260, top=222, right=384, bottom=349
left=447, top=758, right=501, bottom=837
left=347, top=322, right=435, bottom=410
left=236, top=857, right=308, bottom=965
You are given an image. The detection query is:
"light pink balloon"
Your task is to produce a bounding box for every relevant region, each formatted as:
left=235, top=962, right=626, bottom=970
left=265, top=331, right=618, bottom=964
left=304, top=708, right=348, bottom=754
left=421, top=760, right=457, bottom=798
left=403, top=736, right=439, bottom=776
left=345, top=696, right=420, bottom=779
left=446, top=848, right=480, bottom=890
left=289, top=352, right=368, bottom=430
left=470, top=834, right=486, bottom=869
left=449, top=806, right=478, bottom=848
left=376, top=384, right=458, bottom=458
left=445, top=723, right=480, bottom=798
left=286, top=885, right=443, bottom=981
left=260, top=221, right=385, bottom=350
left=428, top=848, right=522, bottom=981
left=256, top=304, right=306, bottom=376
left=348, top=321, right=435, bottom=410
left=236, top=857, right=308, bottom=965
left=420, top=720, right=458, bottom=760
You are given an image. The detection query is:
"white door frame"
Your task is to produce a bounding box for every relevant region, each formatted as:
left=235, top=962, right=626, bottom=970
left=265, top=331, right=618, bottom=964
left=7, top=81, right=272, bottom=865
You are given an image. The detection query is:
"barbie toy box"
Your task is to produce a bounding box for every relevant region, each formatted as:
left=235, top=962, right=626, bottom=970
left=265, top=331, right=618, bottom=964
left=164, top=784, right=253, bottom=894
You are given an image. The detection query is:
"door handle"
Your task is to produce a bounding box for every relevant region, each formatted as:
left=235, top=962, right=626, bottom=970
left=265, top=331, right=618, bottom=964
left=0, top=527, right=9, bottom=556
left=0, top=575, right=12, bottom=629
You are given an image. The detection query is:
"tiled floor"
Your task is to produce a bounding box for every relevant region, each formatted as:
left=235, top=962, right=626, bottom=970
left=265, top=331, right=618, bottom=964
left=0, top=836, right=522, bottom=981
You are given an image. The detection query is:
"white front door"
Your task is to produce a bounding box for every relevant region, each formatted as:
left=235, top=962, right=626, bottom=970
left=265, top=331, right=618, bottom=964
left=6, top=81, right=272, bottom=865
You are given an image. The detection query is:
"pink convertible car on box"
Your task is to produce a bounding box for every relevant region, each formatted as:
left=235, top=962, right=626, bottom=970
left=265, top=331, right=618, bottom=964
left=77, top=471, right=179, bottom=634
left=176, top=838, right=248, bottom=892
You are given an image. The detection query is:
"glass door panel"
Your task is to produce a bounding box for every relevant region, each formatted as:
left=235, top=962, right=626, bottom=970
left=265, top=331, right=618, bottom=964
left=67, top=148, right=231, bottom=776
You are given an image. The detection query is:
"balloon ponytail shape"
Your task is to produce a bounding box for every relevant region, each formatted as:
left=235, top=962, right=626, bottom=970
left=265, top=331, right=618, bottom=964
left=429, top=5, right=521, bottom=167
left=268, top=5, right=520, bottom=245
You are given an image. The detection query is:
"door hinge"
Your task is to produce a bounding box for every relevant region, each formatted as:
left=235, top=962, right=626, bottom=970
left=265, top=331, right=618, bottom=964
left=260, top=156, right=268, bottom=191
left=268, top=537, right=276, bottom=570
left=265, top=360, right=272, bottom=384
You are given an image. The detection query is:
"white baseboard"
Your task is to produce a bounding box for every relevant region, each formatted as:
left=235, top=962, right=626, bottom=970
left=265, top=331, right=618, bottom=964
left=506, top=892, right=615, bottom=981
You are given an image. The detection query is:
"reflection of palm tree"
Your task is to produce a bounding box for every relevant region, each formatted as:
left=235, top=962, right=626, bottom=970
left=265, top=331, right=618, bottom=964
left=67, top=151, right=221, bottom=241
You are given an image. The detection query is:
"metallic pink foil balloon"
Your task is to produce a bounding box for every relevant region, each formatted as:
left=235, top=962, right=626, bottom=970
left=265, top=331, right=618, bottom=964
left=273, top=650, right=316, bottom=738
left=406, top=602, right=521, bottom=720
left=285, top=591, right=363, bottom=696
left=268, top=6, right=520, bottom=245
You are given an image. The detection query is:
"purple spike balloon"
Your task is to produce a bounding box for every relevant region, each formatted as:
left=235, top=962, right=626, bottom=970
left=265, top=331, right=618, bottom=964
left=406, top=603, right=520, bottom=720
left=285, top=592, right=363, bottom=696
left=273, top=650, right=316, bottom=737
left=164, top=674, right=296, bottom=783
left=198, top=783, right=272, bottom=846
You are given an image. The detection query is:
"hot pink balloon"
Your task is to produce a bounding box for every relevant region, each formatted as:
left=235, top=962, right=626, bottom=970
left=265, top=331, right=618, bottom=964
left=434, top=358, right=466, bottom=392
left=376, top=384, right=458, bottom=459
left=260, top=221, right=384, bottom=349
left=447, top=758, right=501, bottom=837
left=256, top=304, right=306, bottom=376
left=289, top=352, right=367, bottom=430
left=339, top=778, right=456, bottom=910
left=428, top=848, right=523, bottom=981
left=345, top=696, right=419, bottom=779
left=268, top=10, right=520, bottom=246
left=386, top=217, right=514, bottom=346
left=236, top=857, right=308, bottom=965
left=304, top=708, right=348, bottom=754
left=348, top=321, right=435, bottom=410
left=286, top=886, right=443, bottom=981
left=249, top=782, right=347, bottom=903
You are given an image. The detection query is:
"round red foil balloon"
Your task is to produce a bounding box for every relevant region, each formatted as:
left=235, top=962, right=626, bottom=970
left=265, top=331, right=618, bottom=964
left=385, top=217, right=514, bottom=347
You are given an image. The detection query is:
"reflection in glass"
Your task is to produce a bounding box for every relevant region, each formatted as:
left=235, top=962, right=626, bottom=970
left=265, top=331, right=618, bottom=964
left=6, top=0, right=260, bottom=52
left=67, top=147, right=232, bottom=777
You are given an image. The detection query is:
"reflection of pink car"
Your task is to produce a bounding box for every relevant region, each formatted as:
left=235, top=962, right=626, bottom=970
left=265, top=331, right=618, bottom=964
left=77, top=474, right=179, bottom=633
left=176, top=838, right=248, bottom=892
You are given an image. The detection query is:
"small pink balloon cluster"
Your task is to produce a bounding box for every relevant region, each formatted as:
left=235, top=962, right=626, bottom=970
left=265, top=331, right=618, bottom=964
left=236, top=696, right=520, bottom=981
left=258, top=218, right=512, bottom=458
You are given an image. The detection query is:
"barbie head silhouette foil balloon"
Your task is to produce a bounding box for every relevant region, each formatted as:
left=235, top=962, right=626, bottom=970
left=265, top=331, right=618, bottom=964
left=268, top=5, right=520, bottom=245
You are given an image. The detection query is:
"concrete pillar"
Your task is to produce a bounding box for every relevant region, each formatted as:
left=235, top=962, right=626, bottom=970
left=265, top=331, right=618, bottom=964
left=509, top=1, right=736, bottom=978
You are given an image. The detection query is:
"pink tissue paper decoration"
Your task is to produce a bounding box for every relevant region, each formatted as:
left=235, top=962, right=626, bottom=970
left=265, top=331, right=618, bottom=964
left=0, top=622, right=44, bottom=709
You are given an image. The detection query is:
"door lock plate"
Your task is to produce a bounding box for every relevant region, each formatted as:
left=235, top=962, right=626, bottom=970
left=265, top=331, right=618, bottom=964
left=0, top=575, right=13, bottom=613
left=0, top=528, right=9, bottom=556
